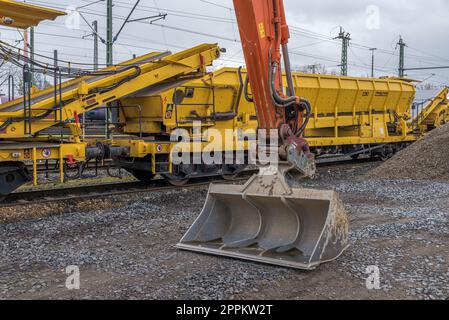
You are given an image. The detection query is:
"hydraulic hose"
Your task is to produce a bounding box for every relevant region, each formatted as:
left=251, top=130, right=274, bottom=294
left=266, top=50, right=312, bottom=137
left=295, top=99, right=311, bottom=137
left=268, top=59, right=297, bottom=108
left=237, top=66, right=254, bottom=103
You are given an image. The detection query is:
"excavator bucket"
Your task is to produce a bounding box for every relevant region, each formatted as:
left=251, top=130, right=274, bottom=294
left=177, top=167, right=349, bottom=270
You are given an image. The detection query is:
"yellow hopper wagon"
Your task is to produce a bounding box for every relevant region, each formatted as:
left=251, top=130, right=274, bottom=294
left=108, top=67, right=418, bottom=186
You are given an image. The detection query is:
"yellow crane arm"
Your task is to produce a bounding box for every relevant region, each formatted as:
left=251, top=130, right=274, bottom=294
left=0, top=44, right=221, bottom=139
left=412, top=87, right=449, bottom=127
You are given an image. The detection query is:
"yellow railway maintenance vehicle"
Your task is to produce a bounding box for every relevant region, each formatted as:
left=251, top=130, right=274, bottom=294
left=108, top=68, right=259, bottom=185
left=411, top=87, right=449, bottom=134
left=1, top=0, right=66, bottom=200
left=0, top=42, right=222, bottom=199
left=106, top=67, right=418, bottom=185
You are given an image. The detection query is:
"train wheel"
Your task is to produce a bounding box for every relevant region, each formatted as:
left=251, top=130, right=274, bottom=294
left=222, top=164, right=246, bottom=181
left=162, top=173, right=189, bottom=187
left=379, top=145, right=394, bottom=161
left=0, top=195, right=6, bottom=202
left=0, top=162, right=31, bottom=199
left=130, top=170, right=155, bottom=183
left=167, top=179, right=189, bottom=187
left=350, top=154, right=360, bottom=160
left=222, top=173, right=239, bottom=181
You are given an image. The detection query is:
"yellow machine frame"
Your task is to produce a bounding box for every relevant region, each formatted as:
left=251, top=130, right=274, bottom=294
left=411, top=87, right=449, bottom=133
left=0, top=44, right=221, bottom=195
left=0, top=142, right=87, bottom=185
left=0, top=44, right=221, bottom=139
left=110, top=67, right=418, bottom=174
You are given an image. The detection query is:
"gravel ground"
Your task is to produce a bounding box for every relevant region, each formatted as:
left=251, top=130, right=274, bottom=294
left=1, top=161, right=449, bottom=300
left=368, top=123, right=449, bottom=181
left=18, top=167, right=133, bottom=193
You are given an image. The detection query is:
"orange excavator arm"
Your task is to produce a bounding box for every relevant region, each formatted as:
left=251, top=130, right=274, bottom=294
left=177, top=0, right=348, bottom=271
left=233, top=0, right=314, bottom=176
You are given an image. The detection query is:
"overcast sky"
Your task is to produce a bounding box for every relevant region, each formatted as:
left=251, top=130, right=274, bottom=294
left=1, top=0, right=449, bottom=90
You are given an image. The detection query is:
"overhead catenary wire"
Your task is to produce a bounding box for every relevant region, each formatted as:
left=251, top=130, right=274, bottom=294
left=11, top=0, right=448, bottom=72
left=0, top=0, right=446, bottom=88
left=22, top=0, right=449, bottom=66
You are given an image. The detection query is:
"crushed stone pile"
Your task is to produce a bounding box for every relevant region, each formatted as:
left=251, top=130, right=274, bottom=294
left=368, top=123, right=449, bottom=181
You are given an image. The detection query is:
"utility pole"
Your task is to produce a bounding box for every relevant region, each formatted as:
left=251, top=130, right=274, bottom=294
left=53, top=50, right=58, bottom=89
left=82, top=20, right=99, bottom=70
left=77, top=0, right=166, bottom=138
left=335, top=27, right=351, bottom=76
left=369, top=48, right=377, bottom=78
left=79, top=0, right=165, bottom=68
left=106, top=0, right=113, bottom=66
left=30, top=27, right=35, bottom=85
left=398, top=36, right=406, bottom=78
left=23, top=29, right=29, bottom=59
left=93, top=21, right=99, bottom=71
left=106, top=0, right=113, bottom=139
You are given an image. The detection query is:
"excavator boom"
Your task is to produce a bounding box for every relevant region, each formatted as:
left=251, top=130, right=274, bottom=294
left=232, top=0, right=299, bottom=130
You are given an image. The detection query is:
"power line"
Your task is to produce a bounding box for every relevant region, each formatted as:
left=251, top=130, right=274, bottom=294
left=199, top=0, right=234, bottom=11
left=6, top=0, right=448, bottom=80
left=25, top=0, right=449, bottom=67
left=407, top=45, right=449, bottom=63
left=25, top=0, right=449, bottom=70
left=404, top=66, right=449, bottom=71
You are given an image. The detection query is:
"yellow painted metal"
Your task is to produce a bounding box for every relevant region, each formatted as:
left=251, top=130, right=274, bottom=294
left=293, top=71, right=415, bottom=142
left=0, top=141, right=88, bottom=187
left=0, top=44, right=221, bottom=139
left=441, top=102, right=449, bottom=125
left=111, top=135, right=256, bottom=161
left=32, top=147, right=37, bottom=186
left=118, top=67, right=417, bottom=149
left=0, top=142, right=86, bottom=162
left=0, top=0, right=65, bottom=29
left=411, top=87, right=449, bottom=132
left=59, top=147, right=64, bottom=184
left=0, top=51, right=160, bottom=113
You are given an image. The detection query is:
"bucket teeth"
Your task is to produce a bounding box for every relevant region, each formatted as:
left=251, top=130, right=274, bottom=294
left=178, top=172, right=349, bottom=270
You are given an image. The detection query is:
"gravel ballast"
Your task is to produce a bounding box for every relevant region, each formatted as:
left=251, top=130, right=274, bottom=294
left=367, top=123, right=449, bottom=181
left=1, top=161, right=449, bottom=300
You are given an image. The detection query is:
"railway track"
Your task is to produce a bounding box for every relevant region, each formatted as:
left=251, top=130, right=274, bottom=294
left=0, top=170, right=259, bottom=208
left=26, top=152, right=378, bottom=179
left=316, top=155, right=380, bottom=167
left=1, top=156, right=380, bottom=208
